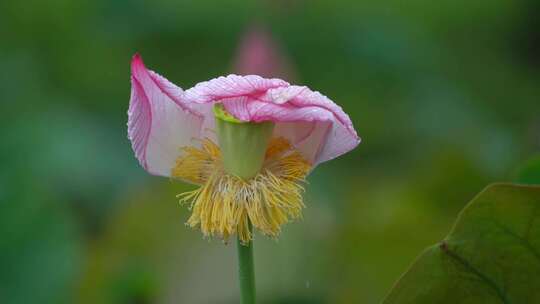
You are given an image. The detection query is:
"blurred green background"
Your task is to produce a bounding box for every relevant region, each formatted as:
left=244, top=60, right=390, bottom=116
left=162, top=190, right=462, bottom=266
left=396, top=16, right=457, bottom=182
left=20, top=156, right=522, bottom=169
left=1, top=0, right=539, bottom=303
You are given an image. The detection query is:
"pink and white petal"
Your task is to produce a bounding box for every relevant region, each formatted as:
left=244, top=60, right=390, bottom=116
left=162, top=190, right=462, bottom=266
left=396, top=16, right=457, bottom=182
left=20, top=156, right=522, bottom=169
left=250, top=102, right=335, bottom=123
left=147, top=71, right=216, bottom=143
left=146, top=70, right=202, bottom=116
left=258, top=85, right=360, bottom=165
left=275, top=116, right=358, bottom=166
left=315, top=119, right=360, bottom=164
left=184, top=74, right=289, bottom=104
left=274, top=121, right=330, bottom=164
left=273, top=121, right=316, bottom=145
left=220, top=96, right=252, bottom=122
left=259, top=85, right=308, bottom=104
left=261, top=85, right=357, bottom=137
left=292, top=88, right=358, bottom=138
left=128, top=54, right=205, bottom=177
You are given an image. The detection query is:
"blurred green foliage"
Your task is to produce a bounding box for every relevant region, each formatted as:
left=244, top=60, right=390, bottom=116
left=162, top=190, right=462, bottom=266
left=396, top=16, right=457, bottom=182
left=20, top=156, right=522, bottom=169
left=1, top=0, right=539, bottom=303
left=515, top=155, right=540, bottom=184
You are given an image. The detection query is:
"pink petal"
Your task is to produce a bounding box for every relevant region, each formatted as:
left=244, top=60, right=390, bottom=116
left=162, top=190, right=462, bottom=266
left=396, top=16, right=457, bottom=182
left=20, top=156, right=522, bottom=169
left=283, top=87, right=360, bottom=164
left=128, top=54, right=207, bottom=177
left=184, top=74, right=289, bottom=104
left=221, top=86, right=360, bottom=165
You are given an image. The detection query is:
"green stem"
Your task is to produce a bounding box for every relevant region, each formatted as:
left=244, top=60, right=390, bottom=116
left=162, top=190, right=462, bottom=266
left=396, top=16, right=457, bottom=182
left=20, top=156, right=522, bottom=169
left=237, top=225, right=256, bottom=304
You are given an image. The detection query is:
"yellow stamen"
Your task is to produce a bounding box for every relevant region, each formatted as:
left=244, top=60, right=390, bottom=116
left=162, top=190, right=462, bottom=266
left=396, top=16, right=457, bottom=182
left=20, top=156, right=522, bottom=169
left=172, top=138, right=311, bottom=244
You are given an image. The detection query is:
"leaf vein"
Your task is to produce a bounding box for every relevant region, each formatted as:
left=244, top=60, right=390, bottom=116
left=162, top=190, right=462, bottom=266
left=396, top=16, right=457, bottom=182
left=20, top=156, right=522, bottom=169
left=439, top=241, right=511, bottom=304
left=495, top=223, right=540, bottom=265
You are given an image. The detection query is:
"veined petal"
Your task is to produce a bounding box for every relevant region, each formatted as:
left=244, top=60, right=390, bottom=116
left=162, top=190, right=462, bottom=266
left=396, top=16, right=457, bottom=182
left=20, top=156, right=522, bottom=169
left=184, top=74, right=289, bottom=104
left=221, top=86, right=360, bottom=166
left=286, top=87, right=360, bottom=164
left=128, top=54, right=206, bottom=177
left=259, top=85, right=307, bottom=104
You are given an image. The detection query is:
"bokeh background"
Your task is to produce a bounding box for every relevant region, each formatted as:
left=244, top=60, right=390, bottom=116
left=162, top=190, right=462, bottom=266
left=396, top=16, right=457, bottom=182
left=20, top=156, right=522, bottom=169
left=1, top=0, right=539, bottom=303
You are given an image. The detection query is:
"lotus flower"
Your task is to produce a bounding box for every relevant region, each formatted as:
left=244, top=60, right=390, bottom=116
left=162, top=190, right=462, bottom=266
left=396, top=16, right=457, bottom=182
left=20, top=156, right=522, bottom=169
left=128, top=54, right=360, bottom=243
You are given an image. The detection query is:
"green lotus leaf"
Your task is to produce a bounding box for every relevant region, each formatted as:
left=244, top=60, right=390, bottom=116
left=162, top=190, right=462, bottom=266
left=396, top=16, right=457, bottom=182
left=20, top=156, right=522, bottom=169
left=384, top=183, right=540, bottom=304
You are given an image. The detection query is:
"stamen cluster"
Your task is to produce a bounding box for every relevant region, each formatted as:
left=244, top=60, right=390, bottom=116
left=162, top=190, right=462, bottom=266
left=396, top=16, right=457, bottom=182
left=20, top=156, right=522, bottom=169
left=173, top=137, right=310, bottom=243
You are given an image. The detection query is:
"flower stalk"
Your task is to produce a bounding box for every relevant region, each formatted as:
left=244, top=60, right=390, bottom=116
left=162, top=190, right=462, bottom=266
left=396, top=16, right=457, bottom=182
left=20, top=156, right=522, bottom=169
left=237, top=222, right=256, bottom=304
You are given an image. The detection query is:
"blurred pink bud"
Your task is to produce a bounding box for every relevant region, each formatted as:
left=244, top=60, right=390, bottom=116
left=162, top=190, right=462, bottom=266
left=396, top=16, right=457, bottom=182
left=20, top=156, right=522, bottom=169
left=233, top=25, right=294, bottom=80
